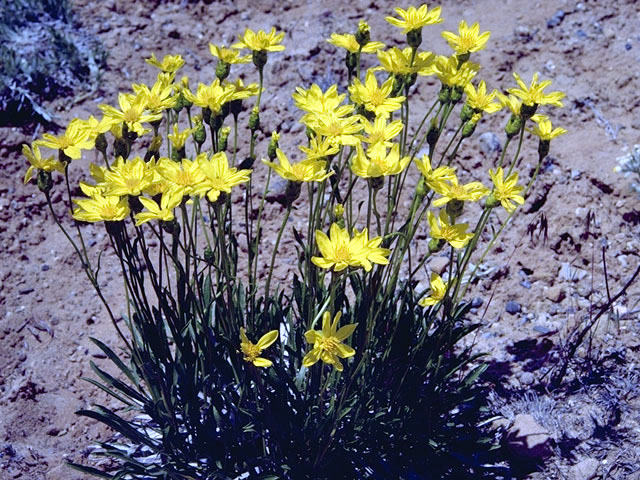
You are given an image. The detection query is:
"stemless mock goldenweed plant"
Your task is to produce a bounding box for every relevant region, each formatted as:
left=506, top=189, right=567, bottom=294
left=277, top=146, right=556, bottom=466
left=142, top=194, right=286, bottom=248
left=23, top=5, right=567, bottom=479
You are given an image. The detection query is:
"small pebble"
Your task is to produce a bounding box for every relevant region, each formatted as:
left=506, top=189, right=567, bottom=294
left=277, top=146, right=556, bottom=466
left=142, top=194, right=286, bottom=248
left=471, top=297, right=484, bottom=308
left=547, top=10, right=566, bottom=28
left=571, top=169, right=582, bottom=180
left=478, top=132, right=502, bottom=156
left=520, top=280, right=532, bottom=289
left=625, top=42, right=632, bottom=51
left=506, top=301, right=521, bottom=315
left=41, top=264, right=50, bottom=271
left=520, top=371, right=535, bottom=385
left=534, top=325, right=551, bottom=334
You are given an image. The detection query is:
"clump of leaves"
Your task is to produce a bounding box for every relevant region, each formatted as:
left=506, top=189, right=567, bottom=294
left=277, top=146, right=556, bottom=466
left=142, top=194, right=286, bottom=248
left=0, top=0, right=106, bottom=129
left=615, top=145, right=640, bottom=195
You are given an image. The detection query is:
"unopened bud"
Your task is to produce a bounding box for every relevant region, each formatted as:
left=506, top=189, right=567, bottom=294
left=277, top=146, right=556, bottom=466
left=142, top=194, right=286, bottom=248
left=193, top=122, right=206, bottom=146
left=248, top=107, right=260, bottom=132
left=450, top=86, right=463, bottom=103
left=229, top=99, right=243, bottom=118
left=391, top=75, right=404, bottom=96
left=428, top=238, right=444, bottom=253
left=461, top=119, right=477, bottom=139
left=202, top=107, right=212, bottom=125
left=520, top=103, right=538, bottom=120
left=415, top=177, right=429, bottom=198
left=426, top=120, right=440, bottom=149
left=171, top=147, right=185, bottom=162
left=485, top=193, right=500, bottom=209
left=460, top=104, right=474, bottom=123
left=253, top=50, right=268, bottom=69
left=538, top=139, right=550, bottom=160
left=209, top=113, right=223, bottom=132
left=446, top=199, right=464, bottom=220
left=144, top=135, right=163, bottom=162
left=95, top=132, right=107, bottom=156
left=128, top=195, right=144, bottom=214
left=333, top=203, right=344, bottom=219
left=405, top=73, right=418, bottom=89
left=37, top=170, right=52, bottom=194
left=204, top=246, right=215, bottom=265
left=114, top=137, right=130, bottom=159
left=456, top=52, right=470, bottom=66
left=369, top=176, right=384, bottom=191
left=239, top=156, right=256, bottom=170
left=355, top=20, right=371, bottom=47
left=162, top=219, right=180, bottom=236
left=216, top=61, right=231, bottom=81
left=438, top=85, right=451, bottom=104
left=284, top=180, right=302, bottom=206
left=219, top=127, right=230, bottom=152
left=345, top=51, right=357, bottom=74
left=268, top=132, right=280, bottom=160
left=505, top=114, right=523, bottom=139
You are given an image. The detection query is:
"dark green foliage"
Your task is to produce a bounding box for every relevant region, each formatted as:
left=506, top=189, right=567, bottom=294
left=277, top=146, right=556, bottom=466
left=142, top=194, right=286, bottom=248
left=0, top=0, right=106, bottom=128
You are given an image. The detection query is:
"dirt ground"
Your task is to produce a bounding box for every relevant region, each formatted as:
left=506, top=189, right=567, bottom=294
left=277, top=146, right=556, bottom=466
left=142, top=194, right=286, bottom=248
left=1, top=0, right=640, bottom=478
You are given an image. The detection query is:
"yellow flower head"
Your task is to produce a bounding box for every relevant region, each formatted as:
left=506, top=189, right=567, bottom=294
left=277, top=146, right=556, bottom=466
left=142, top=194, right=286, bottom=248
left=73, top=194, right=130, bottom=223
left=101, top=156, right=155, bottom=197
left=414, top=154, right=457, bottom=191
left=529, top=114, right=567, bottom=141
left=375, top=47, right=434, bottom=75
left=432, top=176, right=489, bottom=207
left=464, top=80, right=502, bottom=114
left=433, top=55, right=480, bottom=88
left=496, top=92, right=522, bottom=116
left=145, top=53, right=185, bottom=74
left=303, top=311, right=357, bottom=372
left=263, top=148, right=333, bottom=183
left=351, top=143, right=410, bottom=178
left=508, top=72, right=565, bottom=107
left=419, top=273, right=449, bottom=307
left=77, top=115, right=119, bottom=141
left=232, top=27, right=285, bottom=52
left=209, top=44, right=251, bottom=64
left=293, top=84, right=350, bottom=116
left=349, top=70, right=405, bottom=119
left=441, top=20, right=491, bottom=55
left=134, top=192, right=182, bottom=226
left=23, top=143, right=64, bottom=184
left=305, top=111, right=362, bottom=147
left=38, top=118, right=95, bottom=159
left=99, top=93, right=162, bottom=137
left=195, top=152, right=252, bottom=203
left=156, top=157, right=206, bottom=202
left=183, top=80, right=235, bottom=114
left=227, top=79, right=261, bottom=102
left=239, top=328, right=278, bottom=368
left=358, top=116, right=404, bottom=149
left=132, top=78, right=178, bottom=114
left=428, top=210, right=473, bottom=249
left=488, top=167, right=525, bottom=213
left=327, top=33, right=385, bottom=54
left=299, top=135, right=340, bottom=161
left=167, top=124, right=193, bottom=150
left=385, top=4, right=443, bottom=34
left=312, top=223, right=390, bottom=272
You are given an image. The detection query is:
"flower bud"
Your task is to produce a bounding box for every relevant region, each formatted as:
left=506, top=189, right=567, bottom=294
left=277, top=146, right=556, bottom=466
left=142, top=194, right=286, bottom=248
left=219, top=126, right=231, bottom=152
left=162, top=219, right=180, bottom=236
left=391, top=75, right=404, bottom=96
left=461, top=119, right=477, bottom=139
left=209, top=113, right=223, bottom=132
left=268, top=131, right=280, bottom=160
left=450, top=86, right=464, bottom=104
left=202, top=107, right=212, bottom=125
left=407, top=28, right=422, bottom=49
left=253, top=50, right=268, bottom=69
left=193, top=121, right=206, bottom=146
left=520, top=103, right=538, bottom=120
left=95, top=132, right=108, bottom=156
left=345, top=51, right=357, bottom=74
left=505, top=114, right=523, bottom=139
left=415, top=177, right=429, bottom=199
left=538, top=139, right=550, bottom=160
left=204, top=246, right=215, bottom=265
left=456, top=52, right=470, bottom=66
left=405, top=73, right=418, bottom=89
left=446, top=199, right=464, bottom=220
left=438, top=85, right=451, bottom=104
left=355, top=20, right=371, bottom=47
left=216, top=61, right=231, bottom=81
left=248, top=107, right=260, bottom=132
left=171, top=147, right=185, bottom=162
left=428, top=238, right=444, bottom=253
left=122, top=123, right=138, bottom=143
left=369, top=176, right=384, bottom=191
left=333, top=203, right=345, bottom=219
left=128, top=195, right=144, bottom=214
left=460, top=104, right=474, bottom=123
left=239, top=156, right=256, bottom=170
left=426, top=120, right=440, bottom=150
left=114, top=136, right=130, bottom=159
left=229, top=99, right=243, bottom=119
left=37, top=170, right=53, bottom=194
left=485, top=193, right=499, bottom=209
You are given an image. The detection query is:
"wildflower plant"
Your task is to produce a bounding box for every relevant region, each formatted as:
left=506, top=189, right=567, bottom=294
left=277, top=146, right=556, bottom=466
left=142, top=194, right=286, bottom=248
left=23, top=5, right=567, bottom=479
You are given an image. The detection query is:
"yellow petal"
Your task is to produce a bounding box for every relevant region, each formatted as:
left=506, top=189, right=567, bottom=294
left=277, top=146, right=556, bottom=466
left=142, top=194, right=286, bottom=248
left=256, top=330, right=278, bottom=350
left=252, top=357, right=273, bottom=368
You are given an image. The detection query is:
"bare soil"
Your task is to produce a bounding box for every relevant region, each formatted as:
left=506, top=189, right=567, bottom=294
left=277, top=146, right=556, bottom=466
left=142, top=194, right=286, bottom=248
left=1, top=0, right=640, bottom=478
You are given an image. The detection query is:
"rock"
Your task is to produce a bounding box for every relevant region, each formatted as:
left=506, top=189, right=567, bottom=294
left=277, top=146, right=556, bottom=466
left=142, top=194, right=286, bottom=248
left=533, top=325, right=551, bottom=334
left=544, top=285, right=565, bottom=303
left=520, top=280, right=532, bottom=289
left=429, top=256, right=449, bottom=275
left=547, top=10, right=565, bottom=28
left=519, top=371, right=535, bottom=385
left=506, top=301, right=521, bottom=315
left=471, top=297, right=484, bottom=308
left=478, top=132, right=502, bottom=156
left=506, top=414, right=553, bottom=461
left=41, top=264, right=50, bottom=271
left=559, top=262, right=588, bottom=282
left=568, top=458, right=600, bottom=480
left=571, top=169, right=582, bottom=180
left=265, top=175, right=289, bottom=204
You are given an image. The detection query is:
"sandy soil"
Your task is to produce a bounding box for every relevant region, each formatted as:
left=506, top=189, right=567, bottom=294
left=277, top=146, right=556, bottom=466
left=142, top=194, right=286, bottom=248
left=1, top=0, right=640, bottom=478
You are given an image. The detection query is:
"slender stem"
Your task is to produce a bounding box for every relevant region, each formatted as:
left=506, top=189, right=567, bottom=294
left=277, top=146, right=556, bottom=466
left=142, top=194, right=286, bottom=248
left=264, top=205, right=292, bottom=300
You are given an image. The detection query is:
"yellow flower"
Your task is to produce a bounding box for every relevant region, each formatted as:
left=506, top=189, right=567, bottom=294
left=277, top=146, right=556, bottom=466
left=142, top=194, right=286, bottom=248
left=351, top=143, right=410, bottom=178
left=508, top=72, right=565, bottom=107
left=239, top=328, right=278, bottom=368
left=327, top=33, right=385, bottom=54
left=312, top=223, right=390, bottom=272
left=23, top=143, right=64, bottom=184
left=419, top=273, right=449, bottom=307
left=385, top=4, right=443, bottom=33
left=305, top=112, right=362, bottom=147
left=132, top=78, right=178, bottom=114
left=433, top=55, right=480, bottom=88
left=428, top=210, right=473, bottom=249
left=464, top=80, right=502, bottom=114
left=374, top=47, right=434, bottom=75
left=496, top=92, right=522, bottom=116
left=77, top=115, right=119, bottom=141
left=232, top=27, right=285, bottom=52
left=529, top=114, right=567, bottom=141
left=183, top=80, right=234, bottom=114
left=134, top=192, right=182, bottom=226
left=441, top=21, right=491, bottom=55
left=209, top=44, right=251, bottom=64
left=227, top=79, right=261, bottom=102
left=414, top=154, right=457, bottom=191
left=299, top=135, right=340, bottom=161
left=99, top=93, right=162, bottom=137
left=348, top=70, right=405, bottom=119
left=37, top=118, right=94, bottom=159
left=358, top=116, right=404, bottom=149
left=156, top=157, right=206, bottom=202
left=432, top=177, right=489, bottom=207
left=101, top=156, right=155, bottom=197
left=195, top=152, right=252, bottom=203
left=293, top=84, right=350, bottom=116
left=263, top=148, right=333, bottom=183
left=303, top=311, right=357, bottom=372
left=167, top=124, right=193, bottom=150
left=488, top=167, right=525, bottom=213
left=145, top=53, right=185, bottom=74
left=73, top=194, right=130, bottom=223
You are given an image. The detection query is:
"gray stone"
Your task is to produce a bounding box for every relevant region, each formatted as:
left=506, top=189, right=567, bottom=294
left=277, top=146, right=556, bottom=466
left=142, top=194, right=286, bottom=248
left=506, top=414, right=553, bottom=461
left=545, top=285, right=565, bottom=303
left=478, top=132, right=502, bottom=156
left=534, top=325, right=551, bottom=334
left=506, top=301, right=521, bottom=315
left=471, top=297, right=484, bottom=308
left=559, top=262, right=588, bottom=282
left=520, top=280, right=532, bottom=289
left=571, top=169, right=582, bottom=180
left=568, top=458, right=600, bottom=480
left=429, top=256, right=449, bottom=275
left=519, top=371, right=535, bottom=385
left=547, top=10, right=565, bottom=28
